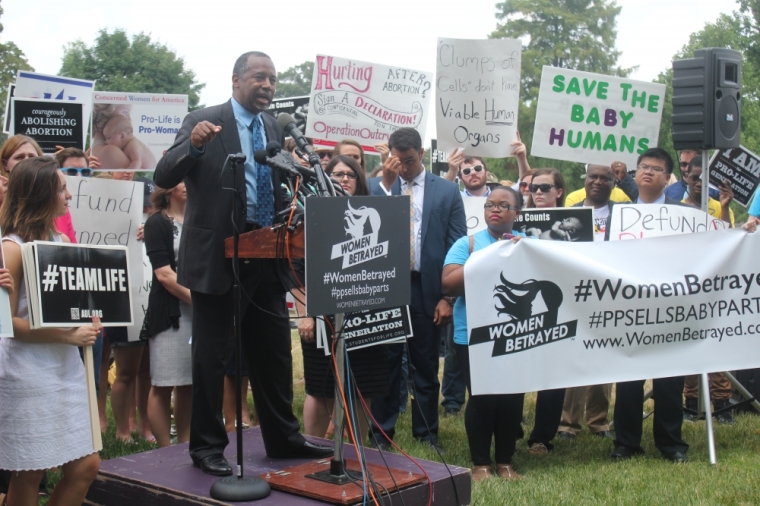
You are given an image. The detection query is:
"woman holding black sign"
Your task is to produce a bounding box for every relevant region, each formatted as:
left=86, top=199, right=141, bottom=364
left=142, top=182, right=193, bottom=448
left=292, top=155, right=388, bottom=444
left=0, top=157, right=101, bottom=505
left=441, top=186, right=525, bottom=481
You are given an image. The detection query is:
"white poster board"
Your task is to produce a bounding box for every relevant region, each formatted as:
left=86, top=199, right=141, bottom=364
left=305, top=55, right=432, bottom=153
left=464, top=229, right=760, bottom=394
left=66, top=177, right=146, bottom=341
left=92, top=92, right=188, bottom=171
left=609, top=204, right=729, bottom=241
left=532, top=67, right=665, bottom=169
left=435, top=38, right=522, bottom=157
left=14, top=71, right=94, bottom=133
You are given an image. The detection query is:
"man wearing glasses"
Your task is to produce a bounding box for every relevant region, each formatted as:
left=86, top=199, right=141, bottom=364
left=606, top=147, right=690, bottom=463
left=459, top=157, right=490, bottom=197
left=663, top=149, right=718, bottom=201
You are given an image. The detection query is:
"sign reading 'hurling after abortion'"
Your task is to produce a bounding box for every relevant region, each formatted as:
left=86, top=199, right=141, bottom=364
left=305, top=196, right=410, bottom=316
left=464, top=230, right=760, bottom=395
left=305, top=55, right=432, bottom=152
left=532, top=67, right=665, bottom=170
left=435, top=38, right=522, bottom=157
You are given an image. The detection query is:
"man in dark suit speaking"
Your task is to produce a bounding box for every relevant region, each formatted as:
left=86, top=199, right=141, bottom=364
left=155, top=51, right=332, bottom=476
left=368, top=128, right=466, bottom=450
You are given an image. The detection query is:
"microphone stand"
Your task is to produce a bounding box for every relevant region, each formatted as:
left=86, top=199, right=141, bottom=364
left=210, top=156, right=271, bottom=501
left=304, top=154, right=351, bottom=486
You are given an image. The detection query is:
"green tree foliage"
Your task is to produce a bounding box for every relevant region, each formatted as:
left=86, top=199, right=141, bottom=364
left=59, top=29, right=204, bottom=110
left=0, top=1, right=33, bottom=136
left=487, top=0, right=633, bottom=189
left=275, top=61, right=313, bottom=98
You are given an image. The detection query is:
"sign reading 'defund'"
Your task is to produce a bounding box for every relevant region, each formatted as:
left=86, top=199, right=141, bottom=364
left=532, top=67, right=665, bottom=170
left=435, top=38, right=522, bottom=157
left=305, top=196, right=411, bottom=316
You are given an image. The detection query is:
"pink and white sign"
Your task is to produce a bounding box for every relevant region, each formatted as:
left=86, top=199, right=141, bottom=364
left=305, top=55, right=432, bottom=152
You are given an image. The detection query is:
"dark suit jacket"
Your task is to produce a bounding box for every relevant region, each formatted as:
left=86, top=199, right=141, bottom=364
left=154, top=100, right=286, bottom=295
left=603, top=196, right=688, bottom=241
left=368, top=173, right=466, bottom=317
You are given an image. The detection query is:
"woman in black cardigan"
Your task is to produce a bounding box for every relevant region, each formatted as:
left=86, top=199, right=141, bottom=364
left=143, top=182, right=193, bottom=447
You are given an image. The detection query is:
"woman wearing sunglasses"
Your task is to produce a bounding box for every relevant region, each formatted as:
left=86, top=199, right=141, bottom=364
left=291, top=155, right=387, bottom=445
left=521, top=167, right=568, bottom=456
left=525, top=168, right=565, bottom=209
left=442, top=186, right=525, bottom=481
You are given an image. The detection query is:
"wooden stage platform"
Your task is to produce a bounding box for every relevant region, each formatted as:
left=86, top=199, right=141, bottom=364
left=85, top=427, right=471, bottom=505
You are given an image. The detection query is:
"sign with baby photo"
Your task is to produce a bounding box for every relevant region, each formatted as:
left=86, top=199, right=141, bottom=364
left=91, top=92, right=189, bottom=172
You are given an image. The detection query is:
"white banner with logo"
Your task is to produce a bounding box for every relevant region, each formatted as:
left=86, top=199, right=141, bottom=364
left=464, top=229, right=760, bottom=394
left=609, top=204, right=729, bottom=241
left=66, top=177, right=147, bottom=341
left=305, top=55, right=432, bottom=153
left=435, top=38, right=522, bottom=157
left=532, top=67, right=665, bottom=171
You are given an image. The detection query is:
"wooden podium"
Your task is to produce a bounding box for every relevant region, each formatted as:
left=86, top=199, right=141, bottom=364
left=224, top=223, right=305, bottom=260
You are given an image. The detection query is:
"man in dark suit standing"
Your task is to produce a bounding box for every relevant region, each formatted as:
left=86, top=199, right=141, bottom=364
left=368, top=128, right=466, bottom=450
left=155, top=51, right=332, bottom=476
left=606, top=147, right=689, bottom=463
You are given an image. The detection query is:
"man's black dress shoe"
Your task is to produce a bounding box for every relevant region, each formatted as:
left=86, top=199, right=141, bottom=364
left=593, top=430, right=613, bottom=438
left=557, top=431, right=576, bottom=441
left=194, top=454, right=232, bottom=476
left=274, top=440, right=334, bottom=459
left=610, top=445, right=644, bottom=461
left=662, top=451, right=688, bottom=463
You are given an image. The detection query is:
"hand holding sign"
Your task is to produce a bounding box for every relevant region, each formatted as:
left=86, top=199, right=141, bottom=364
left=719, top=180, right=734, bottom=209
left=0, top=268, right=14, bottom=294
left=448, top=148, right=465, bottom=174
left=510, top=131, right=527, bottom=160
left=67, top=314, right=102, bottom=347
left=191, top=121, right=222, bottom=149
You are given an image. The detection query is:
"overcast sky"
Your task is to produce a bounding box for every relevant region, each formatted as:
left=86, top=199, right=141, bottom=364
left=3, top=0, right=735, bottom=137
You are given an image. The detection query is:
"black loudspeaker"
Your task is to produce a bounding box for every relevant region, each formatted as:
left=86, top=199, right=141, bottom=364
left=672, top=47, right=741, bottom=150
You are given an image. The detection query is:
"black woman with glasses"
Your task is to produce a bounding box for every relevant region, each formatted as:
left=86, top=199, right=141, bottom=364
left=442, top=185, right=526, bottom=482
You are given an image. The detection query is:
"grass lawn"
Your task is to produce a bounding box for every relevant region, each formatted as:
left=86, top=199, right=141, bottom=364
left=42, top=332, right=760, bottom=505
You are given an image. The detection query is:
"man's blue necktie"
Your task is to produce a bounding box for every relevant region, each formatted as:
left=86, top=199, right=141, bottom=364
left=252, top=115, right=274, bottom=226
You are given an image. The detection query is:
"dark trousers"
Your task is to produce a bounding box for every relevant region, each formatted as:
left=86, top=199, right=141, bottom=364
left=614, top=377, right=688, bottom=455
left=189, top=260, right=303, bottom=461
left=456, top=344, right=524, bottom=465
left=527, top=388, right=565, bottom=450
left=370, top=276, right=440, bottom=443
left=441, top=323, right=465, bottom=411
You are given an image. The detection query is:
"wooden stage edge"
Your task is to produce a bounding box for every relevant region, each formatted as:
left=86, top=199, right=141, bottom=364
left=85, top=427, right=471, bottom=506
